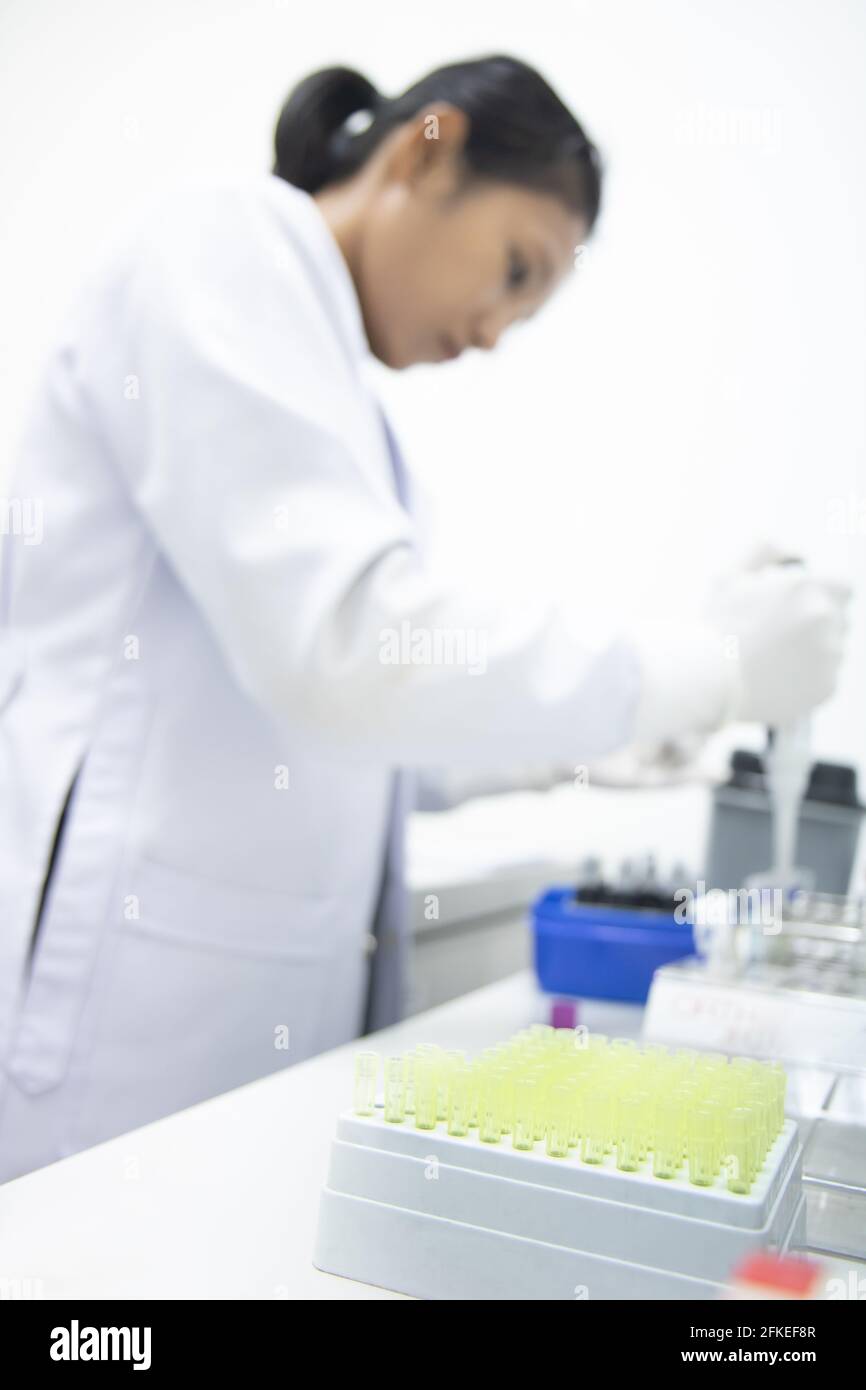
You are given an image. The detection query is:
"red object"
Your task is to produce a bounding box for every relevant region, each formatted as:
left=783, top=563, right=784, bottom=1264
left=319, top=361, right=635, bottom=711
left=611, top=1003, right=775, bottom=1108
left=732, top=1253, right=821, bottom=1296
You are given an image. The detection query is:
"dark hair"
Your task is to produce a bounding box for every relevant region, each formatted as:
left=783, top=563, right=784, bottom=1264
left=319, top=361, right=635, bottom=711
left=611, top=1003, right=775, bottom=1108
left=273, top=56, right=602, bottom=228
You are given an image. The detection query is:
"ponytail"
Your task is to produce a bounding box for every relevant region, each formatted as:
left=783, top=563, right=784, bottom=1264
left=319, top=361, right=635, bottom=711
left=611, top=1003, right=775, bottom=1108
left=273, top=66, right=382, bottom=193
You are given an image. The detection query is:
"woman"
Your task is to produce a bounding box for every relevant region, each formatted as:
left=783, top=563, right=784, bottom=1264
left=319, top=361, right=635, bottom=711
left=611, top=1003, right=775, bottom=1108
left=0, top=56, right=847, bottom=1180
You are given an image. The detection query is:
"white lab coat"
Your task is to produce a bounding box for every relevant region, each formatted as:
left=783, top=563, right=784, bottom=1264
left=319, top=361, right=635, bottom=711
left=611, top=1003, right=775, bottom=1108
left=0, top=175, right=729, bottom=1182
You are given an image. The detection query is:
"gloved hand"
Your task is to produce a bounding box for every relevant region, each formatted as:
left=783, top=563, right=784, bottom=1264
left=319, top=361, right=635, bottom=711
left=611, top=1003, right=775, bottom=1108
left=704, top=563, right=851, bottom=726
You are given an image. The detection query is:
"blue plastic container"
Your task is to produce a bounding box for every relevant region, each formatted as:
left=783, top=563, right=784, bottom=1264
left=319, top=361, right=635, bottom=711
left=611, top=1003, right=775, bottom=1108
left=532, top=887, right=697, bottom=1004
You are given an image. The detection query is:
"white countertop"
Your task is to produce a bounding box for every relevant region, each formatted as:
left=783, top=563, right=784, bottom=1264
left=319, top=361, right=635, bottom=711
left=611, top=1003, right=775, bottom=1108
left=4, top=967, right=863, bottom=1299
left=0, top=973, right=641, bottom=1300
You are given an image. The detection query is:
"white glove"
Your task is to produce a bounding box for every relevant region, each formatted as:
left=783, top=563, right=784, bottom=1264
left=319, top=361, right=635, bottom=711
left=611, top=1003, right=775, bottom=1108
left=704, top=565, right=850, bottom=726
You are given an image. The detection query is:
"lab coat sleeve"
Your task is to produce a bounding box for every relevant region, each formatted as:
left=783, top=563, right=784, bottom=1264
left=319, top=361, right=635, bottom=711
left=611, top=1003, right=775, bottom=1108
left=79, top=209, right=737, bottom=767
left=415, top=763, right=575, bottom=811
left=415, top=727, right=720, bottom=808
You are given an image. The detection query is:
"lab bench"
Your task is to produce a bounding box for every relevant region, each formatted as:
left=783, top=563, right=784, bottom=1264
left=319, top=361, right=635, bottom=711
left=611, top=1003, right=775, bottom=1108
left=408, top=865, right=555, bottom=1013
left=0, top=971, right=863, bottom=1300
left=404, top=778, right=713, bottom=1012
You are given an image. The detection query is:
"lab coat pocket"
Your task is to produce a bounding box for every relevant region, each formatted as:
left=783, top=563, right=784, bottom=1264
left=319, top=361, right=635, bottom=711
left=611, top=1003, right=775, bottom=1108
left=127, top=855, right=337, bottom=961
left=58, top=858, right=364, bottom=1153
left=115, top=858, right=369, bottom=1072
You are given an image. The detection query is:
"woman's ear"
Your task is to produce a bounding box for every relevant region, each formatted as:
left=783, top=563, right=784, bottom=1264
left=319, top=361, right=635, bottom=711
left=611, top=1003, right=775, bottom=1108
left=384, top=103, right=470, bottom=188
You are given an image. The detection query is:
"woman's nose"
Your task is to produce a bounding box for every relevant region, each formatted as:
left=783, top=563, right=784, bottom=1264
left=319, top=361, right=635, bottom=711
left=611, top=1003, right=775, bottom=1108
left=472, top=302, right=522, bottom=352
left=475, top=319, right=500, bottom=350
left=471, top=311, right=509, bottom=352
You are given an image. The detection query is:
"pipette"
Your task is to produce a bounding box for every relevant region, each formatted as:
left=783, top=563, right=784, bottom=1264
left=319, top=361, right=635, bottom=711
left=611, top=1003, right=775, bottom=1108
left=744, top=558, right=816, bottom=956
left=765, top=718, right=812, bottom=894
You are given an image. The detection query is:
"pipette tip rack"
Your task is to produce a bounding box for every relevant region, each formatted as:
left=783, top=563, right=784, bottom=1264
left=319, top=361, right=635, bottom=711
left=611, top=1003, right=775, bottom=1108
left=313, top=1026, right=805, bottom=1300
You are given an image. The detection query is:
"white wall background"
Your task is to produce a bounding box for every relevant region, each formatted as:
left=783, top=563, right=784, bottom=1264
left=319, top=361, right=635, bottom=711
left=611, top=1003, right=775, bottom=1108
left=1, top=0, right=864, bottom=776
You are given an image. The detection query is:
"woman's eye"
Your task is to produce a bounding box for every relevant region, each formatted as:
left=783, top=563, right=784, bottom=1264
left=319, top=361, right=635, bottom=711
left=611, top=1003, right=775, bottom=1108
left=506, top=249, right=530, bottom=292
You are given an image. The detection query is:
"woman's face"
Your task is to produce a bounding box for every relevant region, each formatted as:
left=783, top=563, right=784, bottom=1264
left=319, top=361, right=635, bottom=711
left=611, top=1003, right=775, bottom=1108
left=321, top=109, right=589, bottom=370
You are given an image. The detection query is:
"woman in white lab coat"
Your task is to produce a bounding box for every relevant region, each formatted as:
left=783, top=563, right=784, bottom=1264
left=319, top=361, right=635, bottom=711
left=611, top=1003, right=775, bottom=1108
left=0, top=56, right=847, bottom=1180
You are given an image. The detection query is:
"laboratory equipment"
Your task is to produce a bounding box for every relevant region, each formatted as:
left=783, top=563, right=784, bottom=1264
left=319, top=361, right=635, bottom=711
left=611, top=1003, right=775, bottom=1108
left=764, top=720, right=813, bottom=894
left=532, top=880, right=696, bottom=1005
left=645, top=892, right=866, bottom=1068
left=706, top=750, right=863, bottom=898
left=644, top=889, right=866, bottom=1061
left=314, top=1029, right=804, bottom=1300
left=643, top=900, right=866, bottom=1267
left=740, top=720, right=815, bottom=963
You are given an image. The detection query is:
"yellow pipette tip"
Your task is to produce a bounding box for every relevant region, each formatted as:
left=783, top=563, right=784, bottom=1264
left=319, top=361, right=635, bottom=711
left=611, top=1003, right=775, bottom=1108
left=351, top=1035, right=786, bottom=1194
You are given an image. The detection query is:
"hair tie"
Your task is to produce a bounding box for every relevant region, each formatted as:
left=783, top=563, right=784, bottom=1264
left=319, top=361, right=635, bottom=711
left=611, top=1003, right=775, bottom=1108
left=342, top=107, right=376, bottom=137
